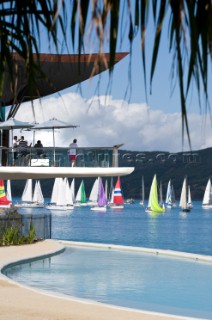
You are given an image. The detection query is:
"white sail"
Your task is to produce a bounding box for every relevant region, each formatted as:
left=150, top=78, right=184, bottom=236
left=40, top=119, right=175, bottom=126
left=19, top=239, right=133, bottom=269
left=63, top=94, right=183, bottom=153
left=46, top=177, right=74, bottom=211
left=64, top=178, right=73, bottom=205
left=70, top=178, right=75, bottom=203
left=202, top=179, right=212, bottom=205
left=165, top=180, right=172, bottom=204
left=179, top=178, right=187, bottom=209
left=89, top=178, right=99, bottom=202
left=75, top=181, right=82, bottom=202
left=50, top=178, right=60, bottom=203
left=15, top=179, right=44, bottom=208
left=33, top=180, right=44, bottom=204
left=202, top=179, right=212, bottom=209
left=6, top=180, right=12, bottom=202
left=22, top=179, right=33, bottom=202
left=56, top=178, right=67, bottom=206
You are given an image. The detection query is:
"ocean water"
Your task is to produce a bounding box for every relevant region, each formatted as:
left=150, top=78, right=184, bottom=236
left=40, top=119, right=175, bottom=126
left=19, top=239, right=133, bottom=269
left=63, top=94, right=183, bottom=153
left=49, top=201, right=212, bottom=255
left=5, top=201, right=212, bottom=318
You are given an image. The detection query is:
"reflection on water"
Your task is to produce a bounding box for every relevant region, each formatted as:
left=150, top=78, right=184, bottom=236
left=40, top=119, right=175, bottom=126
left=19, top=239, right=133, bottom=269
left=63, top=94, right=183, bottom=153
left=179, top=211, right=189, bottom=219
left=147, top=211, right=163, bottom=218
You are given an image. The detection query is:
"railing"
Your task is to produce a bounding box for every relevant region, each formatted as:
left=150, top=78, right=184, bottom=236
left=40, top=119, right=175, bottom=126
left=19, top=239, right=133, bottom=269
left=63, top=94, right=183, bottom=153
left=1, top=147, right=116, bottom=168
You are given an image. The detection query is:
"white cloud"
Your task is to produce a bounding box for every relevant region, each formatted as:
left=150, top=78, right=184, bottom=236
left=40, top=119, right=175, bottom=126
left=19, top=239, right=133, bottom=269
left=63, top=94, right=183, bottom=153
left=10, top=91, right=212, bottom=152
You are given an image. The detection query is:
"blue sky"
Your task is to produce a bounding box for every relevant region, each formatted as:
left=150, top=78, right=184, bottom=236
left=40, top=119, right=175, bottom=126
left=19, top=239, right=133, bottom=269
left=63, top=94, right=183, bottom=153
left=14, top=3, right=212, bottom=152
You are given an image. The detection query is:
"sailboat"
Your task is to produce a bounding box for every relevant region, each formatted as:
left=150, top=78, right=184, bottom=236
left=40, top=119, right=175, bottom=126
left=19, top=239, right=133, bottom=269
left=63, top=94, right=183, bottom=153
left=0, top=180, right=11, bottom=208
left=87, top=178, right=99, bottom=206
left=16, top=179, right=44, bottom=208
left=90, top=178, right=108, bottom=211
left=202, top=178, right=212, bottom=209
left=145, top=175, right=165, bottom=214
left=75, top=180, right=87, bottom=206
left=46, top=178, right=74, bottom=211
left=139, top=176, right=145, bottom=206
left=109, top=177, right=124, bottom=209
left=179, top=177, right=191, bottom=212
left=165, top=180, right=176, bottom=208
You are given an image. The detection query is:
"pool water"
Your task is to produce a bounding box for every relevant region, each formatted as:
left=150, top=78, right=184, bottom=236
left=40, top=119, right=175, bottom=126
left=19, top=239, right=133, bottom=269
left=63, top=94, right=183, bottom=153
left=4, top=246, right=212, bottom=319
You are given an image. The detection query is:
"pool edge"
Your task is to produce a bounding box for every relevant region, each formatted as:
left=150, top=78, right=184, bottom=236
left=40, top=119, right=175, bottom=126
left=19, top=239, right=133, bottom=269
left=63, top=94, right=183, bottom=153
left=0, top=239, right=208, bottom=320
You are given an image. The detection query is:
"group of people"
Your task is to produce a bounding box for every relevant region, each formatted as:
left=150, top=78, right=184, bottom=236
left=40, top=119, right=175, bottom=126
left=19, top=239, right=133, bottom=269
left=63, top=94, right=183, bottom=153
left=12, top=136, right=44, bottom=165
left=12, top=136, right=78, bottom=167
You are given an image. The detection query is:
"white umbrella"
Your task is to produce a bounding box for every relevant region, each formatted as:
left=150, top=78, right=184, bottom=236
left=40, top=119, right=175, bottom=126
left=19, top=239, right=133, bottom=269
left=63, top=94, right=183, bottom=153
left=22, top=121, right=39, bottom=145
left=32, top=117, right=79, bottom=164
left=0, top=118, right=34, bottom=142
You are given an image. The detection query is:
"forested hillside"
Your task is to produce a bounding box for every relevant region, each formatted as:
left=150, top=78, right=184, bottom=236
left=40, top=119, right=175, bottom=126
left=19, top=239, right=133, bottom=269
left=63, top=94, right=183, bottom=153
left=11, top=147, right=212, bottom=201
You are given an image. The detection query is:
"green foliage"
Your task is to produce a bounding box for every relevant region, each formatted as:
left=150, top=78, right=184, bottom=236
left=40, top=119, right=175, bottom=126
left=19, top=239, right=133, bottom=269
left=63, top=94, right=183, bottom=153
left=28, top=222, right=36, bottom=244
left=0, top=221, right=37, bottom=246
left=1, top=226, right=20, bottom=246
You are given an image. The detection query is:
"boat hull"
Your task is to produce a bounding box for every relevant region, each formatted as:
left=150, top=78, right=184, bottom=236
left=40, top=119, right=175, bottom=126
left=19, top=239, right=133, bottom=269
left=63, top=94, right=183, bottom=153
left=180, top=208, right=190, bottom=212
left=90, top=206, right=107, bottom=211
left=46, top=205, right=74, bottom=211
left=15, top=203, right=44, bottom=208
left=109, top=204, right=124, bottom=209
left=0, top=204, right=11, bottom=208
left=202, top=204, right=212, bottom=209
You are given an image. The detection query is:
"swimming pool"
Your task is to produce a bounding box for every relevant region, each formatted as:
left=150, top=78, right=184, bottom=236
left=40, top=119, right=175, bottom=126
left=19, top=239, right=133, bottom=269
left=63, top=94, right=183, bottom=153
left=4, top=244, right=212, bottom=319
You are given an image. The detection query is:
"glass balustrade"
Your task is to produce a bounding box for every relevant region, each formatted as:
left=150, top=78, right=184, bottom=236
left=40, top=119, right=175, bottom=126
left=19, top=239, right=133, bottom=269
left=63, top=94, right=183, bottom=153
left=1, top=147, right=115, bottom=168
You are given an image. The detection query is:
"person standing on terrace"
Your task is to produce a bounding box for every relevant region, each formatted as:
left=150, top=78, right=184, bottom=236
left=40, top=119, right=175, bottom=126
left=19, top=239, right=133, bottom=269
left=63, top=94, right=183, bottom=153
left=12, top=136, right=18, bottom=165
left=68, top=139, right=78, bottom=167
left=18, top=136, right=31, bottom=165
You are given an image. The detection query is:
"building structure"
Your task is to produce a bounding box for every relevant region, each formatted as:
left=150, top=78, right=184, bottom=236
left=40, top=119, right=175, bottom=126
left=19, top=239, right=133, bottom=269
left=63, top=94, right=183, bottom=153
left=0, top=52, right=134, bottom=179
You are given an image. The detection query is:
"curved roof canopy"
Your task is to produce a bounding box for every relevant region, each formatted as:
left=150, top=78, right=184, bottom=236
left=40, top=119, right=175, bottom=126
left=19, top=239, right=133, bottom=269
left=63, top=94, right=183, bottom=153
left=1, top=52, right=128, bottom=108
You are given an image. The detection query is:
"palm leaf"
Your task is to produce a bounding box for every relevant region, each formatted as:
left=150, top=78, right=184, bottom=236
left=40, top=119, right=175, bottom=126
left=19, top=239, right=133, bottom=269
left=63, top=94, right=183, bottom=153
left=150, top=0, right=167, bottom=90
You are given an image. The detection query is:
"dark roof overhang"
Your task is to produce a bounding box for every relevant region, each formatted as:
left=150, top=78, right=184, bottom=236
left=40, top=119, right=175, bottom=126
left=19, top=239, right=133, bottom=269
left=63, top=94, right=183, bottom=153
left=1, top=52, right=128, bottom=108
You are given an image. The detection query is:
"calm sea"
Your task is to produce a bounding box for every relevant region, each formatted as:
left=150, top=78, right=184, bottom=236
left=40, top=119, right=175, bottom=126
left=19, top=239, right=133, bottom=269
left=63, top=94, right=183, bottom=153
left=46, top=201, right=212, bottom=255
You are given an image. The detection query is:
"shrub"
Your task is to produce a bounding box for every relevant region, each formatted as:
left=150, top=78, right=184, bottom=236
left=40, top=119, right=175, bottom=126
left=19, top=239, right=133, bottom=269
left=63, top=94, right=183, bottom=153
left=0, top=208, right=38, bottom=246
